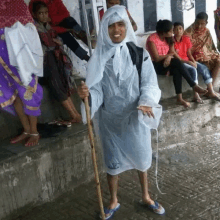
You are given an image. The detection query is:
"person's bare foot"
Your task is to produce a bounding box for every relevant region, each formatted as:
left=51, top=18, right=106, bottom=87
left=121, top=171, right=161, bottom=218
left=25, top=133, right=40, bottom=147
left=142, top=198, right=155, bottom=206
left=10, top=132, right=30, bottom=144
left=193, top=85, right=207, bottom=95
left=206, top=91, right=220, bottom=98
left=108, top=199, right=119, bottom=210
left=103, top=199, right=119, bottom=219
left=177, top=99, right=191, bottom=108
left=206, top=92, right=220, bottom=101
left=71, top=115, right=82, bottom=123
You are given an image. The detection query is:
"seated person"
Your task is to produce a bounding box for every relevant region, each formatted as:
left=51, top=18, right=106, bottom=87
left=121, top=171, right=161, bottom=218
left=184, top=12, right=220, bottom=86
left=146, top=19, right=207, bottom=108
left=0, top=0, right=43, bottom=147
left=29, top=0, right=90, bottom=61
left=32, top=1, right=82, bottom=126
left=173, top=21, right=220, bottom=102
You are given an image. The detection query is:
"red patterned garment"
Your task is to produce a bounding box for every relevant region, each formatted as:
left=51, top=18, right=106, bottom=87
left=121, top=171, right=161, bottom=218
left=146, top=33, right=170, bottom=61
left=184, top=23, right=220, bottom=71
left=36, top=22, right=72, bottom=70
left=0, top=0, right=34, bottom=28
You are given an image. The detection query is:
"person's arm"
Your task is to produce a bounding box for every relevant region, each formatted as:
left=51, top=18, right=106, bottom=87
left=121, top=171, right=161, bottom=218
left=52, top=26, right=70, bottom=34
left=147, top=41, right=171, bottom=62
left=127, top=10, right=137, bottom=32
left=57, top=0, right=70, bottom=16
left=171, top=43, right=194, bottom=66
left=187, top=48, right=196, bottom=62
left=139, top=50, right=161, bottom=107
left=138, top=50, right=162, bottom=120
left=49, top=0, right=70, bottom=25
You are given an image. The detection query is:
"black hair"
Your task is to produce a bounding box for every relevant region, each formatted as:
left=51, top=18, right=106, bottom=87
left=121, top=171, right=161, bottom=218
left=156, top=19, right=173, bottom=34
left=196, top=12, right=208, bottom=22
left=32, top=1, right=48, bottom=14
left=156, top=19, right=174, bottom=45
left=173, top=21, right=184, bottom=29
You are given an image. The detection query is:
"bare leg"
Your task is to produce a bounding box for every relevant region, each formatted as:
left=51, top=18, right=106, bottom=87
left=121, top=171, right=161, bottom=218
left=176, top=93, right=191, bottom=108
left=10, top=97, right=30, bottom=143
left=211, top=60, right=220, bottom=86
left=193, top=84, right=207, bottom=95
left=25, top=116, right=40, bottom=147
left=61, top=98, right=81, bottom=123
left=138, top=171, right=154, bottom=205
left=138, top=171, right=165, bottom=215
left=107, top=174, right=119, bottom=209
left=67, top=97, right=82, bottom=122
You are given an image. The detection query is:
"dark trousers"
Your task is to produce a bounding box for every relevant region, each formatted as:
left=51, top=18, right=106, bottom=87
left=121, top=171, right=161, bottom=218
left=153, top=58, right=196, bottom=94
left=58, top=17, right=89, bottom=61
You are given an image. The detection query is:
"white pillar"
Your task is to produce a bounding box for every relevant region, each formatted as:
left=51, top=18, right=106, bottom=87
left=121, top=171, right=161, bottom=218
left=183, top=3, right=195, bottom=29
left=206, top=0, right=217, bottom=46
left=156, top=0, right=172, bottom=21
left=127, top=0, right=145, bottom=34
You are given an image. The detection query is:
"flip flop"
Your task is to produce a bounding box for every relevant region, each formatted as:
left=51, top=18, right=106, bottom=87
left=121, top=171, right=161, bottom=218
left=139, top=200, right=165, bottom=215
left=193, top=98, right=204, bottom=104
left=57, top=121, right=72, bottom=128
left=100, top=203, right=120, bottom=220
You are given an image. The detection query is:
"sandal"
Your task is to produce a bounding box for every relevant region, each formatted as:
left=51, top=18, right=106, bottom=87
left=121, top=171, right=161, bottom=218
left=48, top=120, right=60, bottom=125
left=57, top=121, right=72, bottom=128
left=100, top=203, right=120, bottom=220
left=193, top=98, right=204, bottom=104
left=139, top=200, right=165, bottom=215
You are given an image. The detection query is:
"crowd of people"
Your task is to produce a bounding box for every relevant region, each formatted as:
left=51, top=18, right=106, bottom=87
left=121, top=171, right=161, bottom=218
left=1, top=0, right=220, bottom=218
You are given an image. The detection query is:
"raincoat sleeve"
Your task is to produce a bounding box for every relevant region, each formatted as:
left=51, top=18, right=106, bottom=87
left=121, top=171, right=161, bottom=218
left=138, top=50, right=161, bottom=108
left=81, top=81, right=104, bottom=124
left=138, top=50, right=162, bottom=129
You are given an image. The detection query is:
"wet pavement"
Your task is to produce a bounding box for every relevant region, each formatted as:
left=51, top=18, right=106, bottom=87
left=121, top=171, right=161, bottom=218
left=5, top=118, right=220, bottom=220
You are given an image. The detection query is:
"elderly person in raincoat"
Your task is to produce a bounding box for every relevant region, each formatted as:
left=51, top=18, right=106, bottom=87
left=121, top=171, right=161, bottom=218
left=78, top=5, right=165, bottom=219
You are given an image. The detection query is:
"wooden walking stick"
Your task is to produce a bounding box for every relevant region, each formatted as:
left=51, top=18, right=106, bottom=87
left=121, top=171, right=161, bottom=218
left=84, top=96, right=105, bottom=220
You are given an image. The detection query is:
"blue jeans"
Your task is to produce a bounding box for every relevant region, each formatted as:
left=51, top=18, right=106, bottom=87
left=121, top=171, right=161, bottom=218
left=183, top=62, right=212, bottom=85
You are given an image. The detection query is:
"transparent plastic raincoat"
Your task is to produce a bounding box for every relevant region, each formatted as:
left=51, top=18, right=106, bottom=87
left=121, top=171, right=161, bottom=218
left=81, top=5, right=162, bottom=175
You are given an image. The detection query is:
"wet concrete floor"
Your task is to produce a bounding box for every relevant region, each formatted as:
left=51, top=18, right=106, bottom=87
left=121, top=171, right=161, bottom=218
left=5, top=117, right=220, bottom=220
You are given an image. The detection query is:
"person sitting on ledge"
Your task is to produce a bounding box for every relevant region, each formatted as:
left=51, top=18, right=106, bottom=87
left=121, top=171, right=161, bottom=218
left=29, top=0, right=90, bottom=62
left=184, top=12, right=220, bottom=87
left=32, top=1, right=82, bottom=126
left=146, top=19, right=207, bottom=108
left=0, top=0, right=43, bottom=147
left=173, top=21, right=220, bottom=103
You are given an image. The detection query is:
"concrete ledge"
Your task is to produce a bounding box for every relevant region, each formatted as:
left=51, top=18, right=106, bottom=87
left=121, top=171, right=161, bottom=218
left=152, top=92, right=220, bottom=144
left=0, top=125, right=103, bottom=220
left=0, top=79, right=83, bottom=141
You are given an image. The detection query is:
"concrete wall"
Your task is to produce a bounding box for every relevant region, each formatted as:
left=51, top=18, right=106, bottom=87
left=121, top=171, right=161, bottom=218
left=0, top=129, right=103, bottom=220
left=24, top=0, right=220, bottom=77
